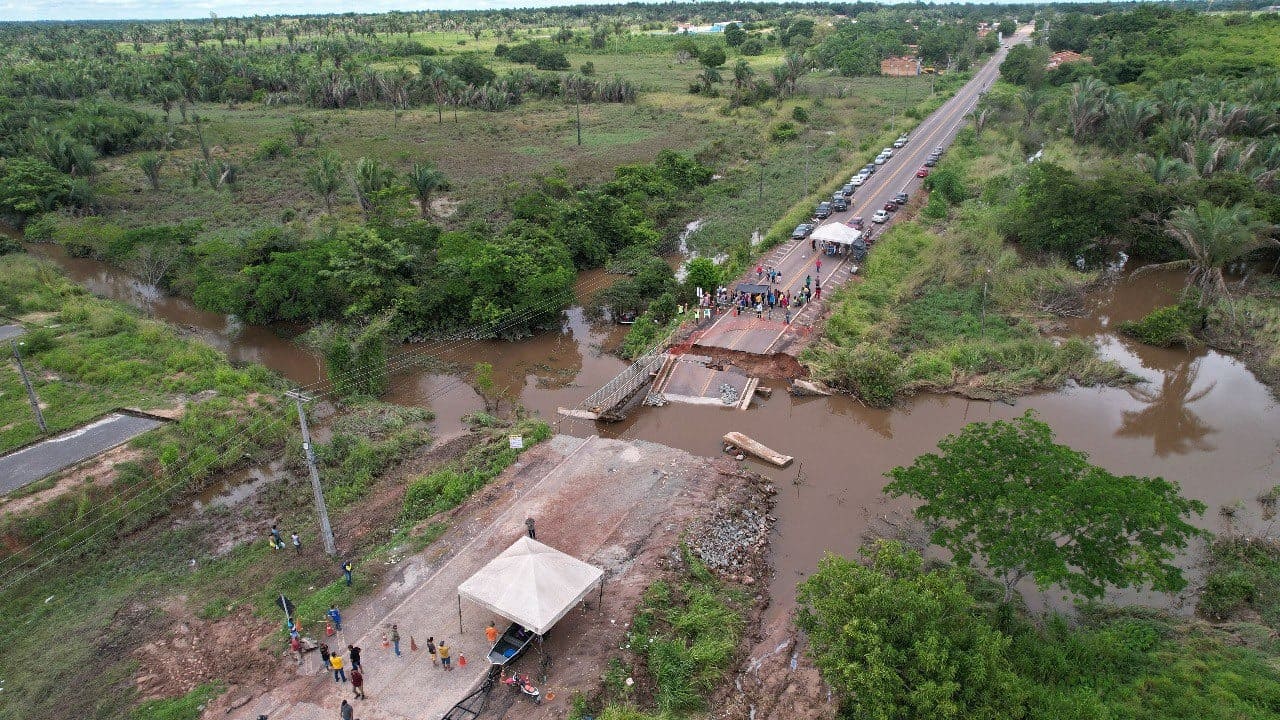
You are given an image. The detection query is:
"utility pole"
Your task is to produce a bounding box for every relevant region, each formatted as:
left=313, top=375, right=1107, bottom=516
left=575, top=96, right=582, bottom=146
left=289, top=390, right=336, bottom=557
left=11, top=340, right=47, bottom=434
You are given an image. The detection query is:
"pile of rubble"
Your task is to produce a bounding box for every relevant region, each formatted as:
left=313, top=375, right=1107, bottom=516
left=685, top=468, right=777, bottom=582
left=719, top=382, right=739, bottom=405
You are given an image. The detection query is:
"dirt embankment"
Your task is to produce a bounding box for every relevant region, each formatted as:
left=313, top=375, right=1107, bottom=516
left=681, top=346, right=809, bottom=380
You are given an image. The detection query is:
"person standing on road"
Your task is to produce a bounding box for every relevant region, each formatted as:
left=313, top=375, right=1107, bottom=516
left=319, top=643, right=331, bottom=671
left=343, top=561, right=353, bottom=586
left=390, top=624, right=402, bottom=656
left=804, top=274, right=811, bottom=289
left=438, top=641, right=452, bottom=670
left=330, top=652, right=347, bottom=682
left=756, top=264, right=763, bottom=280
left=328, top=605, right=343, bottom=632
left=351, top=667, right=366, bottom=700
left=810, top=237, right=816, bottom=252
left=525, top=517, right=536, bottom=539
left=340, top=699, right=354, bottom=720
left=348, top=644, right=362, bottom=671
left=290, top=635, right=303, bottom=665
left=485, top=622, right=498, bottom=645
left=816, top=259, right=822, bottom=275
left=815, top=282, right=822, bottom=301
left=426, top=636, right=438, bottom=665
left=291, top=532, right=301, bottom=553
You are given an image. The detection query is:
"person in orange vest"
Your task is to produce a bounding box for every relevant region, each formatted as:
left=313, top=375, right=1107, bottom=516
left=485, top=622, right=498, bottom=644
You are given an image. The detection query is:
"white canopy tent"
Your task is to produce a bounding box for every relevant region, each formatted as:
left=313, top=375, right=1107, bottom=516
left=457, top=536, right=604, bottom=636
left=810, top=222, right=863, bottom=247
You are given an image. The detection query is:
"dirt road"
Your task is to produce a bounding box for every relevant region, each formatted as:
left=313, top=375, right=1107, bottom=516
left=221, top=434, right=727, bottom=720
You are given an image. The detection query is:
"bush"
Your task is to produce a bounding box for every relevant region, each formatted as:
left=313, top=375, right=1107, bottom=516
left=769, top=122, right=798, bottom=142
left=580, top=61, right=595, bottom=75
left=1119, top=303, right=1202, bottom=348
left=739, top=39, right=765, bottom=56
left=253, top=137, right=291, bottom=161
left=791, top=105, right=810, bottom=123
left=829, top=343, right=903, bottom=407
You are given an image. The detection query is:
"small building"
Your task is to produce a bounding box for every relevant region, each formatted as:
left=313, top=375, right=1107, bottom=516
left=881, top=56, right=921, bottom=77
left=1047, top=50, right=1091, bottom=69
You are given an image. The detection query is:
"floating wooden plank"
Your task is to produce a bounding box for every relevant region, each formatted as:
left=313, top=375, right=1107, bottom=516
left=723, top=431, right=793, bottom=467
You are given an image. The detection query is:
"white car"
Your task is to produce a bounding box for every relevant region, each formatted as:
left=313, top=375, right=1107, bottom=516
left=872, top=209, right=890, bottom=223
left=851, top=175, right=866, bottom=187
left=882, top=147, right=894, bottom=158
left=874, top=155, right=887, bottom=165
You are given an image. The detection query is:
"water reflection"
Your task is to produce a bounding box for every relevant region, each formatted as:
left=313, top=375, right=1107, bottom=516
left=1118, top=357, right=1217, bottom=456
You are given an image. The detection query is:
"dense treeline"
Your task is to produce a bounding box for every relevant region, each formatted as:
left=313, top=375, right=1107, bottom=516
left=27, top=150, right=711, bottom=339
left=988, top=8, right=1280, bottom=266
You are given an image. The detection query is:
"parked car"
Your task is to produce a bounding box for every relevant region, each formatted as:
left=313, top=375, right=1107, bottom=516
left=924, top=157, right=938, bottom=167
left=851, top=175, right=867, bottom=187
left=832, top=195, right=850, bottom=211
left=872, top=209, right=890, bottom=223
left=863, top=164, right=877, bottom=175
left=874, top=155, right=887, bottom=165
left=840, top=183, right=855, bottom=197
left=814, top=201, right=833, bottom=219
left=791, top=223, right=815, bottom=240
left=934, top=145, right=945, bottom=155
left=849, top=216, right=865, bottom=229
left=917, top=167, right=930, bottom=177
left=882, top=147, right=894, bottom=158
left=884, top=201, right=899, bottom=212
left=892, top=137, right=907, bottom=149
left=893, top=192, right=909, bottom=205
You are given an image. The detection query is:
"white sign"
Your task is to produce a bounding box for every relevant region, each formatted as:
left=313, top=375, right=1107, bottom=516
left=509, top=435, right=524, bottom=449
left=695, top=286, right=703, bottom=298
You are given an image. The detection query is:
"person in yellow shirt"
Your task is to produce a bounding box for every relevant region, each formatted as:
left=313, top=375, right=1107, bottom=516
left=485, top=622, right=498, bottom=644
left=330, top=652, right=347, bottom=683
left=438, top=641, right=452, bottom=671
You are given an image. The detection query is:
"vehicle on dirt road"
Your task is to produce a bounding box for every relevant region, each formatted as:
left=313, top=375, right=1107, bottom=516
left=872, top=210, right=890, bottom=223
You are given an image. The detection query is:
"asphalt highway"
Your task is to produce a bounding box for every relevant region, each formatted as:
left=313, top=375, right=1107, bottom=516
left=697, top=28, right=1030, bottom=355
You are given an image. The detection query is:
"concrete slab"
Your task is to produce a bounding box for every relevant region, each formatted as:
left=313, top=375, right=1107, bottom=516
left=0, top=413, right=165, bottom=494
left=656, top=356, right=753, bottom=407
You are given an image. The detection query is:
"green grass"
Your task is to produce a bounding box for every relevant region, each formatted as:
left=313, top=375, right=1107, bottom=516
left=1199, top=536, right=1280, bottom=630
left=132, top=683, right=224, bottom=720
left=593, top=549, right=746, bottom=718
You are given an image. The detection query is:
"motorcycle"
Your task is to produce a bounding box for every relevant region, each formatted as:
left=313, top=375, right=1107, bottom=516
left=499, top=668, right=541, bottom=704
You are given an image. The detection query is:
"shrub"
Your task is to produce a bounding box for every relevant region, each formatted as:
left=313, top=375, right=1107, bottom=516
left=791, top=105, right=810, bottom=123
left=1119, top=303, right=1202, bottom=348
left=769, top=122, right=798, bottom=142
left=580, top=61, right=595, bottom=75
left=828, top=343, right=903, bottom=407
left=253, top=137, right=291, bottom=161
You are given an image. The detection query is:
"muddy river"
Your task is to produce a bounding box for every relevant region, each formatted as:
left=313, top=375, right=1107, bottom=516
left=19, top=240, right=1280, bottom=612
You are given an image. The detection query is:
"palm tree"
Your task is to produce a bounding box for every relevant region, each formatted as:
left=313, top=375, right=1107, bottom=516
left=1136, top=154, right=1194, bottom=185
left=351, top=157, right=392, bottom=215
left=1018, top=88, right=1044, bottom=131
left=698, top=65, right=721, bottom=93
left=406, top=162, right=448, bottom=218
left=1068, top=76, right=1109, bottom=141
left=306, top=151, right=344, bottom=213
left=421, top=63, right=450, bottom=124
left=1139, top=202, right=1277, bottom=319
left=138, top=153, right=165, bottom=190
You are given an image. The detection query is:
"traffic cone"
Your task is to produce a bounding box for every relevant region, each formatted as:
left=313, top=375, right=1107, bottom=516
left=459, top=654, right=467, bottom=668
left=382, top=633, right=389, bottom=649
left=410, top=635, right=419, bottom=652
left=325, top=621, right=335, bottom=637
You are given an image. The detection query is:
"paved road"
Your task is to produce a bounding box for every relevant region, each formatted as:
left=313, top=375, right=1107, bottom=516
left=0, top=413, right=164, bottom=493
left=697, top=29, right=1030, bottom=356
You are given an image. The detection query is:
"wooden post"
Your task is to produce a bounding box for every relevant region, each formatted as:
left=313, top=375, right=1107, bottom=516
left=457, top=594, right=463, bottom=635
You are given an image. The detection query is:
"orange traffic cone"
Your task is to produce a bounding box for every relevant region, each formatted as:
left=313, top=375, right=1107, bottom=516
left=325, top=621, right=335, bottom=637
left=382, top=633, right=390, bottom=649
left=459, top=654, right=467, bottom=668
left=410, top=635, right=419, bottom=652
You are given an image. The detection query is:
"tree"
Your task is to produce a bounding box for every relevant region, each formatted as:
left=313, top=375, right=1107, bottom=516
left=325, top=225, right=414, bottom=318
left=306, top=152, right=344, bottom=213
left=1139, top=202, right=1277, bottom=317
left=406, top=162, right=448, bottom=218
left=723, top=23, right=747, bottom=48
left=885, top=411, right=1205, bottom=602
left=699, top=44, right=727, bottom=71
left=535, top=51, right=570, bottom=71
left=999, top=45, right=1049, bottom=87
left=138, top=153, right=164, bottom=190
left=682, top=257, right=721, bottom=300
left=731, top=59, right=755, bottom=91
left=797, top=541, right=1028, bottom=720
left=351, top=157, right=394, bottom=216
left=471, top=361, right=505, bottom=414
left=305, top=315, right=391, bottom=397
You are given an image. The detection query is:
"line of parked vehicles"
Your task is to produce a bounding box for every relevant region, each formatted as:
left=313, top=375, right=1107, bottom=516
left=791, top=133, right=948, bottom=241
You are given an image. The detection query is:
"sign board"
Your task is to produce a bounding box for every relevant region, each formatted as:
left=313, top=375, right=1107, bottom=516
left=509, top=435, right=524, bottom=450
left=695, top=286, right=703, bottom=298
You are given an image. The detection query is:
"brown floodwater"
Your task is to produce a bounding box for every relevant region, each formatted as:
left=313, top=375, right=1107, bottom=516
left=18, top=233, right=1280, bottom=614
